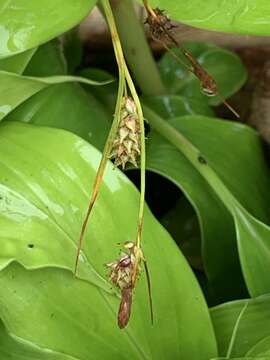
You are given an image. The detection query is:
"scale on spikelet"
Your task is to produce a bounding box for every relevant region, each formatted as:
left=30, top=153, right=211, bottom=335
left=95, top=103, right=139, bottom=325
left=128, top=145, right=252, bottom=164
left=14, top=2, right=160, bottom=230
left=110, top=96, right=141, bottom=169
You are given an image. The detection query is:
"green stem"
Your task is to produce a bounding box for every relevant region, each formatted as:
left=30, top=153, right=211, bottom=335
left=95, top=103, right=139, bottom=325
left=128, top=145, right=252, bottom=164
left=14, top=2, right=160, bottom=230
left=74, top=2, right=126, bottom=274
left=110, top=0, right=165, bottom=96
left=74, top=75, right=124, bottom=274
left=125, top=67, right=146, bottom=251
left=102, top=0, right=147, bottom=294
left=142, top=104, right=244, bottom=215
left=103, top=0, right=146, bottom=248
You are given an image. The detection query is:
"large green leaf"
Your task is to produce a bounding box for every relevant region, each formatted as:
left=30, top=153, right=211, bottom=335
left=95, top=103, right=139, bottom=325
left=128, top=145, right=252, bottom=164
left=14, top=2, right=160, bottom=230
left=0, top=320, right=79, bottom=359
left=4, top=83, right=110, bottom=150
left=143, top=94, right=214, bottom=118
left=0, top=71, right=111, bottom=121
left=211, top=358, right=270, bottom=360
left=2, top=39, right=112, bottom=149
left=158, top=43, right=247, bottom=106
left=24, top=40, right=67, bottom=76
left=161, top=196, right=202, bottom=270
left=0, top=49, right=37, bottom=74
left=144, top=107, right=270, bottom=299
left=211, top=295, right=270, bottom=357
left=143, top=97, right=237, bottom=300
left=63, top=28, right=83, bottom=74
left=0, top=122, right=217, bottom=360
left=79, top=68, right=118, bottom=114
left=0, top=39, right=66, bottom=75
left=248, top=337, right=270, bottom=357
left=149, top=0, right=270, bottom=35
left=145, top=111, right=242, bottom=301
left=0, top=0, right=96, bottom=58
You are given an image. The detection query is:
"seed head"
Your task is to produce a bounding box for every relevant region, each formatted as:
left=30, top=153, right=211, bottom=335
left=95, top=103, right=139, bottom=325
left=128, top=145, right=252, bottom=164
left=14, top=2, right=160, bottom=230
left=110, top=97, right=141, bottom=169
left=145, top=8, right=176, bottom=41
left=106, top=242, right=146, bottom=329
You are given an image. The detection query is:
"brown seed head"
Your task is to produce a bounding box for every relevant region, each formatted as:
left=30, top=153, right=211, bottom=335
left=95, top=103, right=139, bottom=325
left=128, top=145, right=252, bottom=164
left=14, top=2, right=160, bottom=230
left=145, top=8, right=176, bottom=41
left=106, top=242, right=148, bottom=329
left=118, top=287, right=133, bottom=329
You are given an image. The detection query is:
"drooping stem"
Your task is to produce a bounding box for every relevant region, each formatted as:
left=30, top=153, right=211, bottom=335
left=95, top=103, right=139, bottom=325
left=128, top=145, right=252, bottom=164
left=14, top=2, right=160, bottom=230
left=74, top=8, right=126, bottom=275
left=110, top=0, right=165, bottom=96
left=75, top=76, right=125, bottom=274
left=102, top=0, right=146, bottom=284
left=125, top=66, right=146, bottom=287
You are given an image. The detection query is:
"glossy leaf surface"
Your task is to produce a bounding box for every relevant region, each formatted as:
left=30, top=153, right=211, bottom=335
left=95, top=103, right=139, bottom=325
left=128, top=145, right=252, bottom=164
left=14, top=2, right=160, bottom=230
left=211, top=356, right=269, bottom=360
left=79, top=68, right=118, bottom=114
left=0, top=71, right=112, bottom=121
left=211, top=295, right=270, bottom=357
left=5, top=83, right=110, bottom=150
left=0, top=0, right=96, bottom=58
left=149, top=0, right=270, bottom=35
left=24, top=40, right=67, bottom=76
left=0, top=49, right=37, bottom=74
left=0, top=122, right=217, bottom=360
left=145, top=108, right=270, bottom=299
left=143, top=94, right=214, bottom=118
left=0, top=320, right=79, bottom=359
left=0, top=39, right=65, bottom=75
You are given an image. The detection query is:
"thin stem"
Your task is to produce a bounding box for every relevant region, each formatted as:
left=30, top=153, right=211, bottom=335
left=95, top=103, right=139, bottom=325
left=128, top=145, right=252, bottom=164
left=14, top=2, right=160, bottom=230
left=102, top=0, right=147, bottom=291
left=110, top=0, right=165, bottom=96
left=103, top=0, right=146, bottom=247
left=74, top=4, right=126, bottom=275
left=125, top=67, right=146, bottom=251
left=143, top=0, right=156, bottom=18
left=75, top=76, right=125, bottom=274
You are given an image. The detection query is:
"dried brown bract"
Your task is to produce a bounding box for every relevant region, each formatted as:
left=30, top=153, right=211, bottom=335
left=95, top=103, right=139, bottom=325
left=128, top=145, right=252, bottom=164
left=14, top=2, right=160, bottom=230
left=117, top=286, right=133, bottom=329
left=110, top=97, right=141, bottom=169
left=106, top=242, right=145, bottom=329
left=145, top=8, right=176, bottom=41
left=143, top=3, right=239, bottom=118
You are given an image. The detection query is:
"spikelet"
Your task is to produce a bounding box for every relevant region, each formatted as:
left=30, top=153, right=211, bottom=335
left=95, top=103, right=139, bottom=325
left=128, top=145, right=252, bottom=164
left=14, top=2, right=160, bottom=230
left=106, top=242, right=144, bottom=329
left=110, top=97, right=140, bottom=169
left=145, top=8, right=176, bottom=41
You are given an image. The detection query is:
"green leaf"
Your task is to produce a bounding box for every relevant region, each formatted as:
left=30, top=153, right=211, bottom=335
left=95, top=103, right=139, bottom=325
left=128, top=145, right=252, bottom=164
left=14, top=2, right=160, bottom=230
left=233, top=209, right=270, bottom=297
left=149, top=0, right=270, bottom=35
left=79, top=68, right=118, bottom=114
left=248, top=336, right=270, bottom=357
left=145, top=113, right=243, bottom=301
left=0, top=0, right=96, bottom=58
left=143, top=94, right=215, bottom=118
left=4, top=82, right=110, bottom=151
left=144, top=107, right=270, bottom=300
left=211, top=358, right=270, bottom=360
left=24, top=40, right=67, bottom=76
left=211, top=295, right=270, bottom=357
left=5, top=40, right=110, bottom=151
left=0, top=320, right=79, bottom=359
left=0, top=71, right=112, bottom=121
left=0, top=122, right=217, bottom=360
left=0, top=262, right=216, bottom=360
left=63, top=28, right=83, bottom=74
left=161, top=196, right=202, bottom=270
left=0, top=49, right=37, bottom=74
left=158, top=43, right=247, bottom=106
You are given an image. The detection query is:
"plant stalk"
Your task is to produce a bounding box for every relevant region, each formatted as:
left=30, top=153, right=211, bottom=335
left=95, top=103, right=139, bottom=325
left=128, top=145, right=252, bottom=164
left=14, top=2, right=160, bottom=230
left=74, top=5, right=126, bottom=274
left=142, top=104, right=245, bottom=215
left=110, top=0, right=165, bottom=96
left=102, top=0, right=147, bottom=294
